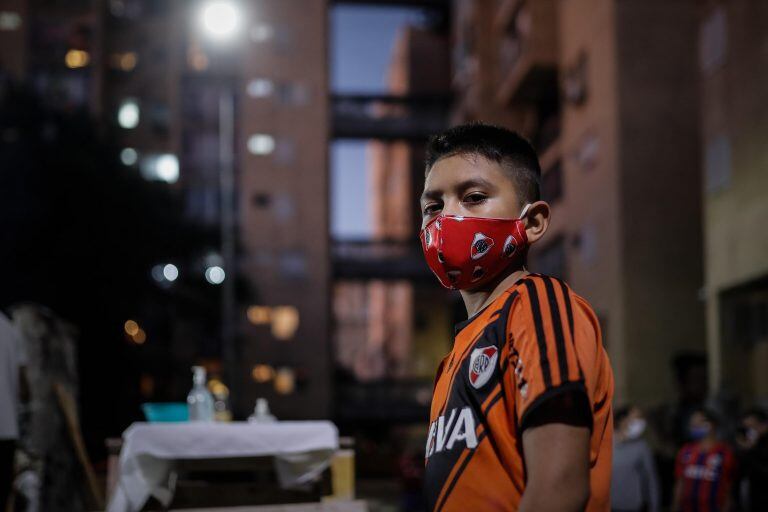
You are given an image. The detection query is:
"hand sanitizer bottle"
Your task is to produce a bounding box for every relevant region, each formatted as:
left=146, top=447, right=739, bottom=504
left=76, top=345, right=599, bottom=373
left=187, top=366, right=214, bottom=422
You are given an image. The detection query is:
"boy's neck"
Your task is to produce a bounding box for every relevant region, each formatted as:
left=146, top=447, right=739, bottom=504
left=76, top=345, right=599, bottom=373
left=460, top=268, right=530, bottom=318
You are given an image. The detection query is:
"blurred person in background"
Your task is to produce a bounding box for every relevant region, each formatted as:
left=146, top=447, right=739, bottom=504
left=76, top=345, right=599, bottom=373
left=611, top=406, right=660, bottom=512
left=647, top=352, right=709, bottom=507
left=673, top=409, right=736, bottom=512
left=0, top=310, right=27, bottom=510
left=734, top=408, right=768, bottom=511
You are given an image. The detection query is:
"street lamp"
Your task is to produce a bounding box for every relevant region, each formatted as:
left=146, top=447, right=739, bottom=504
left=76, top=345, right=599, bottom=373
left=199, top=0, right=240, bottom=41
left=199, top=0, right=241, bottom=408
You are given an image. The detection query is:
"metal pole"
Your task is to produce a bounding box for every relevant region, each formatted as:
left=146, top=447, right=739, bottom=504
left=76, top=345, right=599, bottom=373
left=219, top=88, right=237, bottom=405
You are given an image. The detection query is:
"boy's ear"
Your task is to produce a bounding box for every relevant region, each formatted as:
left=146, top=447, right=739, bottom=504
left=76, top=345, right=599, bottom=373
left=524, top=201, right=550, bottom=245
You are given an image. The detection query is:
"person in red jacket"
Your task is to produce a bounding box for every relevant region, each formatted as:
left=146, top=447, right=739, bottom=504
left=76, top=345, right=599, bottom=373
left=673, top=408, right=736, bottom=512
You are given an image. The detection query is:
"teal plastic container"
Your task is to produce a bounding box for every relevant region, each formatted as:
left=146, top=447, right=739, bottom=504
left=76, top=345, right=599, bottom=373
left=141, top=402, right=189, bottom=422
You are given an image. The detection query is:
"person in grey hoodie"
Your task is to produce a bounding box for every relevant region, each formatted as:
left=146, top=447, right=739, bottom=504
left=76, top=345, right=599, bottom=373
left=611, top=405, right=661, bottom=512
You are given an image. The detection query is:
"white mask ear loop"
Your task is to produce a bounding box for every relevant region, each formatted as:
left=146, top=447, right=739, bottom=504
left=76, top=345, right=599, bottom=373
left=518, top=203, right=532, bottom=272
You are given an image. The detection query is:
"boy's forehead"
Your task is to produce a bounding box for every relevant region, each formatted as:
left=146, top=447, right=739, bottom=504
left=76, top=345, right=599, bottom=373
left=424, top=154, right=507, bottom=189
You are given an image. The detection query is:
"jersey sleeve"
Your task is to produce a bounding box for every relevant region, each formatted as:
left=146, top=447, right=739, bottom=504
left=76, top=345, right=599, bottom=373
left=506, top=276, right=589, bottom=428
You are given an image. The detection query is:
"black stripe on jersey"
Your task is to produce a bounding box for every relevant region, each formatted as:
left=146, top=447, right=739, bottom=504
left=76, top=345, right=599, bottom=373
left=555, top=277, right=584, bottom=379
left=426, top=292, right=517, bottom=511
left=522, top=278, right=552, bottom=388
left=594, top=393, right=608, bottom=412
left=435, top=430, right=489, bottom=512
left=543, top=276, right=570, bottom=384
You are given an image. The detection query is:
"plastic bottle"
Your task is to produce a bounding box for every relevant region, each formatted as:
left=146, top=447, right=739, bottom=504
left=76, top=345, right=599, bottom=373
left=248, top=397, right=277, bottom=423
left=187, top=366, right=214, bottom=422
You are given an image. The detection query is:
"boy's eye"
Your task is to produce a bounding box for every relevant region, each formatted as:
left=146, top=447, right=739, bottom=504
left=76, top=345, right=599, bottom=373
left=463, top=193, right=487, bottom=204
left=423, top=203, right=441, bottom=215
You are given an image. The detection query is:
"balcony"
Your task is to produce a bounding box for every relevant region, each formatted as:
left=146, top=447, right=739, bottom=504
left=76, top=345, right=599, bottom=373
left=495, top=0, right=559, bottom=105
left=332, top=239, right=434, bottom=281
left=331, top=94, right=451, bottom=141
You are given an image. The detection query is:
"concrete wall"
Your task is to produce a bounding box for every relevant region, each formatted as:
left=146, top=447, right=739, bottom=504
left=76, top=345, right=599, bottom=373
left=615, top=0, right=705, bottom=406
left=700, top=0, right=768, bottom=396
left=553, top=0, right=627, bottom=401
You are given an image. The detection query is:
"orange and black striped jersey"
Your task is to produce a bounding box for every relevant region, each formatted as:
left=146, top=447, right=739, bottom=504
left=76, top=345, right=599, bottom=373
left=424, top=274, right=614, bottom=512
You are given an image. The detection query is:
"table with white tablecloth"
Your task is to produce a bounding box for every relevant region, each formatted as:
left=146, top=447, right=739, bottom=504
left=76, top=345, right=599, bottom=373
left=106, top=421, right=339, bottom=512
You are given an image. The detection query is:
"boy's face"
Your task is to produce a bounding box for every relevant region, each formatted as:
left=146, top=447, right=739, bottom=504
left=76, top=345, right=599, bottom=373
left=420, top=154, right=524, bottom=230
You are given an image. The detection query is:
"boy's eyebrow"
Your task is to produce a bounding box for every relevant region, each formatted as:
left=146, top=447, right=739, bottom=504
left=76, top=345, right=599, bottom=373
left=420, top=177, right=496, bottom=202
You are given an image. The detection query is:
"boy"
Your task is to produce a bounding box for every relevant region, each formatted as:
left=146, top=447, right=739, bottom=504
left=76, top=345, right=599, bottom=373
left=673, top=409, right=735, bottom=512
left=420, top=123, right=614, bottom=511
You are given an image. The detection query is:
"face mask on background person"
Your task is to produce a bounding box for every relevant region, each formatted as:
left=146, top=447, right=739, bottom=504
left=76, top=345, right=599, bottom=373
left=420, top=204, right=531, bottom=290
left=689, top=424, right=711, bottom=441
left=625, top=418, right=647, bottom=440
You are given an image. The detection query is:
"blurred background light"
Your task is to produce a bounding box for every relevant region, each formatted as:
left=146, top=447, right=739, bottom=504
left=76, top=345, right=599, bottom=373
left=270, top=306, right=299, bottom=340
left=162, top=263, right=179, bottom=282
left=273, top=367, right=295, bottom=395
left=205, top=266, right=225, bottom=285
left=120, top=147, right=138, bottom=166
left=199, top=1, right=240, bottom=40
left=251, top=364, right=275, bottom=383
left=110, top=51, right=137, bottom=71
left=246, top=305, right=271, bottom=325
left=155, top=154, right=180, bottom=183
left=246, top=79, right=274, bottom=98
left=117, top=99, right=140, bottom=129
left=65, top=49, right=90, bottom=69
left=124, top=320, right=139, bottom=337
left=247, top=134, right=275, bottom=155
left=0, top=11, right=22, bottom=31
left=140, top=153, right=179, bottom=183
left=249, top=24, right=273, bottom=43
left=132, top=328, right=146, bottom=345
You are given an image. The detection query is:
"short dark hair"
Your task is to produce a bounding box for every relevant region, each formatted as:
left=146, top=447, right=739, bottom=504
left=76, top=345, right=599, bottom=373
left=424, top=122, right=541, bottom=206
left=614, top=406, right=631, bottom=425
left=692, top=407, right=720, bottom=427
left=742, top=408, right=768, bottom=423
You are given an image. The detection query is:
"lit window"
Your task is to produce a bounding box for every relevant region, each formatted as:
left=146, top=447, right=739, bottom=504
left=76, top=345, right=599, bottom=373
left=0, top=11, right=22, bottom=31
left=250, top=24, right=274, bottom=43
left=120, top=147, right=138, bottom=166
left=117, top=99, right=140, bottom=129
left=247, top=306, right=271, bottom=325
left=140, top=153, right=179, bottom=183
left=65, top=50, right=90, bottom=69
left=246, top=79, right=274, bottom=98
left=110, top=52, right=138, bottom=71
left=247, top=134, right=275, bottom=155
left=205, top=266, right=225, bottom=285
left=271, top=306, right=299, bottom=340
left=251, top=364, right=275, bottom=383
left=274, top=367, right=296, bottom=394
left=162, top=263, right=179, bottom=282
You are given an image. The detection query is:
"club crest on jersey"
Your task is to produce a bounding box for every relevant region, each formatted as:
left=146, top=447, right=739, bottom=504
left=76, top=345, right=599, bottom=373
left=503, top=235, right=517, bottom=258
left=470, top=233, right=494, bottom=260
left=468, top=345, right=498, bottom=389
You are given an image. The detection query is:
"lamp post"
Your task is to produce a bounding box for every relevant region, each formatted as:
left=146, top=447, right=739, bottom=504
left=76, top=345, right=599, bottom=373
left=199, top=0, right=240, bottom=408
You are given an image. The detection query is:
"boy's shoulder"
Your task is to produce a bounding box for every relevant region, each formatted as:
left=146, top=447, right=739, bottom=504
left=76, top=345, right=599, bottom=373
left=504, top=273, right=597, bottom=319
left=497, top=273, right=602, bottom=349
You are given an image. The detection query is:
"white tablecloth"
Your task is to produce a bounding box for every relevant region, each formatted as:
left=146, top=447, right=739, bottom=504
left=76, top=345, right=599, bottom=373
left=107, top=421, right=339, bottom=512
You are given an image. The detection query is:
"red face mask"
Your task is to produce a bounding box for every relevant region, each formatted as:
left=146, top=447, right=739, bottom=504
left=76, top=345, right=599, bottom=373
left=420, top=205, right=530, bottom=290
